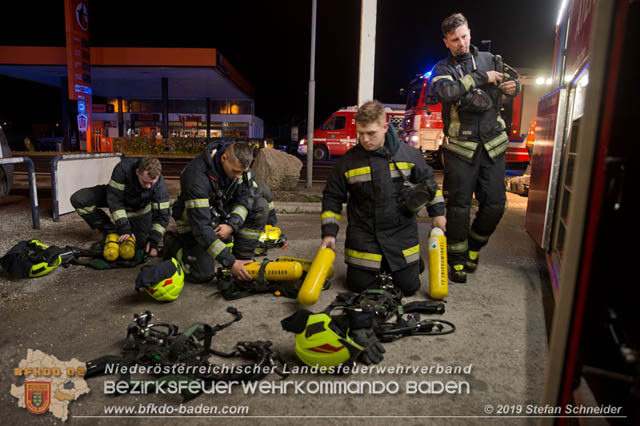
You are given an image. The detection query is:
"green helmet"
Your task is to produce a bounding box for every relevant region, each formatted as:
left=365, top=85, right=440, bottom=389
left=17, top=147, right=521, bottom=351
left=136, top=258, right=185, bottom=302
left=294, top=313, right=362, bottom=368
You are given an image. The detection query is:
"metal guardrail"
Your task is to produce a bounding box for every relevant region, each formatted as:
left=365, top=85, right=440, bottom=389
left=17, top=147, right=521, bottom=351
left=50, top=152, right=124, bottom=222
left=0, top=156, right=39, bottom=229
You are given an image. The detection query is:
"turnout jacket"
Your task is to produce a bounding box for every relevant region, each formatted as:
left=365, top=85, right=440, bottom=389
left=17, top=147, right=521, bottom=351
left=431, top=44, right=520, bottom=162
left=321, top=126, right=445, bottom=272
left=172, top=142, right=256, bottom=268
left=106, top=158, right=170, bottom=246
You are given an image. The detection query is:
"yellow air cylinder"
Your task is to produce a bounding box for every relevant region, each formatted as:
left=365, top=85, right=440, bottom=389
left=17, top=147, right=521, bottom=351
left=119, top=236, right=136, bottom=260
left=428, top=227, right=448, bottom=299
left=277, top=256, right=334, bottom=278
left=103, top=233, right=120, bottom=262
left=297, top=247, right=335, bottom=306
left=245, top=261, right=303, bottom=281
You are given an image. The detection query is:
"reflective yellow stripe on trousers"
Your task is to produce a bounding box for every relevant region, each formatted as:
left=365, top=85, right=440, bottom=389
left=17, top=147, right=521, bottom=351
left=344, top=248, right=382, bottom=269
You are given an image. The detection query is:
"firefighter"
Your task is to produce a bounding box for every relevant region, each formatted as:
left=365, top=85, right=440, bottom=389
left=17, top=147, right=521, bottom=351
left=320, top=100, right=446, bottom=296
left=70, top=157, right=169, bottom=257
left=165, top=142, right=268, bottom=283
left=431, top=13, right=520, bottom=283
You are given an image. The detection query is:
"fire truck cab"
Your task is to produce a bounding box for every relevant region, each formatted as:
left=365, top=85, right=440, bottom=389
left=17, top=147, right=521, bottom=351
left=297, top=105, right=405, bottom=161
left=402, top=71, right=445, bottom=168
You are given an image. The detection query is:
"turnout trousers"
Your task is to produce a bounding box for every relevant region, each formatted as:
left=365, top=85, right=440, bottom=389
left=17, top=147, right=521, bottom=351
left=167, top=197, right=269, bottom=283
left=346, top=260, right=421, bottom=297
left=70, top=185, right=152, bottom=248
left=443, top=147, right=506, bottom=265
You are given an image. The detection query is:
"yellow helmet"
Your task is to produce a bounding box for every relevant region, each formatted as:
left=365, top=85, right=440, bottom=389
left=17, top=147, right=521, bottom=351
left=136, top=258, right=185, bottom=302
left=283, top=311, right=362, bottom=368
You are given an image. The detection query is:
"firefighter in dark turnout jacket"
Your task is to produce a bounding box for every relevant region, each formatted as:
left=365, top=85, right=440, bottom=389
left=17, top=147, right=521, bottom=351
left=321, top=101, right=446, bottom=296
left=70, top=157, right=170, bottom=256
left=431, top=13, right=520, bottom=283
left=166, top=142, right=268, bottom=282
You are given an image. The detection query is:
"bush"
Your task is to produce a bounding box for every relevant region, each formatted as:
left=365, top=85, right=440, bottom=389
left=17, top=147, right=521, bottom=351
left=113, top=137, right=207, bottom=156
left=112, top=137, right=276, bottom=157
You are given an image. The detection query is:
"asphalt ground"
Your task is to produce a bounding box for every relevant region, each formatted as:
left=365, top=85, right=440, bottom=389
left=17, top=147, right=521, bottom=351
left=0, top=163, right=555, bottom=425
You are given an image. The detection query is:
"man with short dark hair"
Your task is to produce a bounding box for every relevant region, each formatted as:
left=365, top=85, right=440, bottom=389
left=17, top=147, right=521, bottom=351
left=166, top=142, right=268, bottom=282
left=321, top=100, right=446, bottom=296
left=71, top=157, right=170, bottom=256
left=431, top=12, right=520, bottom=283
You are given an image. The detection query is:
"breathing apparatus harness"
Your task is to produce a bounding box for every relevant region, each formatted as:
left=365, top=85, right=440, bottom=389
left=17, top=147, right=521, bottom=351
left=325, top=274, right=456, bottom=342
left=85, top=307, right=288, bottom=400
left=214, top=258, right=331, bottom=301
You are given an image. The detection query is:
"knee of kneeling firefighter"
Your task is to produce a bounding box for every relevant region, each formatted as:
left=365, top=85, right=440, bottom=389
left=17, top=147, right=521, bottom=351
left=249, top=197, right=269, bottom=227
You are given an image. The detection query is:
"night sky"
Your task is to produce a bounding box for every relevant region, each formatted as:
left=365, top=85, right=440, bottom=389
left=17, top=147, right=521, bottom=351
left=0, top=0, right=560, bottom=141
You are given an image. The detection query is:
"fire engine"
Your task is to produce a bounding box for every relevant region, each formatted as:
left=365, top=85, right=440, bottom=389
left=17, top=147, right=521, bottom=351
left=524, top=0, right=638, bottom=421
left=401, top=71, right=445, bottom=168
left=297, top=105, right=405, bottom=161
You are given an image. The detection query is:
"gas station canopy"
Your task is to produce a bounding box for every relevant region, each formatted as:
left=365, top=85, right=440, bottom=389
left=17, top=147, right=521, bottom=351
left=0, top=46, right=254, bottom=100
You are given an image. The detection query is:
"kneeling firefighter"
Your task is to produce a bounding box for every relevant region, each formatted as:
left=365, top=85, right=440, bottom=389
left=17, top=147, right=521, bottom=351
left=165, top=142, right=269, bottom=283
left=320, top=101, right=446, bottom=296
left=70, top=157, right=170, bottom=258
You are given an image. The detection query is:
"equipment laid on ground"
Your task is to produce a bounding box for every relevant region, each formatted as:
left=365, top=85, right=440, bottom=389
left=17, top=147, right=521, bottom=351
left=214, top=257, right=332, bottom=301
left=119, top=236, right=136, bottom=260
left=135, top=258, right=185, bottom=302
left=281, top=310, right=363, bottom=369
left=283, top=276, right=456, bottom=369
left=428, top=227, right=448, bottom=299
left=102, top=233, right=137, bottom=262
left=102, top=233, right=120, bottom=262
left=298, top=247, right=335, bottom=306
left=325, top=276, right=454, bottom=342
left=1, top=237, right=146, bottom=279
left=255, top=225, right=287, bottom=255
left=85, top=308, right=287, bottom=400
left=0, top=240, right=75, bottom=279
left=215, top=259, right=302, bottom=300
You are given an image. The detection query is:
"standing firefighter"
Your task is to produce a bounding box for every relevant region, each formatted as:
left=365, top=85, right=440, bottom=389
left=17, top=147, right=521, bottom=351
left=70, top=157, right=169, bottom=256
left=431, top=13, right=520, bottom=283
left=165, top=142, right=268, bottom=282
left=321, top=100, right=446, bottom=296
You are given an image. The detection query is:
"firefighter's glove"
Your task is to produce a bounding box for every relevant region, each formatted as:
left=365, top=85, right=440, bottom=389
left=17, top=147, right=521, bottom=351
left=348, top=308, right=385, bottom=365
left=404, top=181, right=438, bottom=214
left=459, top=88, right=493, bottom=112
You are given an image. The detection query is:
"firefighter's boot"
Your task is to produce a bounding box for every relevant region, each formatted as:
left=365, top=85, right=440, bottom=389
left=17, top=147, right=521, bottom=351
left=465, top=250, right=479, bottom=273
left=450, top=264, right=467, bottom=283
